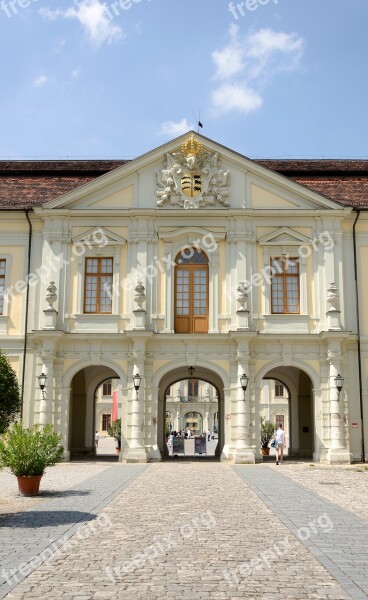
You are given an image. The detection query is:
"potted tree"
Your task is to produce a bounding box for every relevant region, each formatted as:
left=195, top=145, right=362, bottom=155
left=0, top=423, right=64, bottom=496
left=261, top=418, right=275, bottom=456
left=108, top=419, right=121, bottom=455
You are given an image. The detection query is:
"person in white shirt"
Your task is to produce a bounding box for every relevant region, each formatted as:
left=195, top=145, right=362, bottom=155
left=95, top=431, right=100, bottom=448
left=274, top=424, right=285, bottom=465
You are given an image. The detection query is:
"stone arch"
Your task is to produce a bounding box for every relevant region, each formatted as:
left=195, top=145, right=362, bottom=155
left=65, top=360, right=128, bottom=457
left=154, top=360, right=228, bottom=459
left=256, top=360, right=319, bottom=459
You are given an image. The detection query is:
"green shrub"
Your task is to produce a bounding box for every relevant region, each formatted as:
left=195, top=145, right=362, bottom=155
left=261, top=418, right=275, bottom=448
left=108, top=419, right=121, bottom=446
left=0, top=350, right=21, bottom=434
left=0, top=423, right=64, bottom=476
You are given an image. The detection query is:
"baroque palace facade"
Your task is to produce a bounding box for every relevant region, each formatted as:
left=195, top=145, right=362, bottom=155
left=1, top=132, right=368, bottom=464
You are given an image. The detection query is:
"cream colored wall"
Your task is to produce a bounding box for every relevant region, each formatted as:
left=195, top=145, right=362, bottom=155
left=0, top=245, right=25, bottom=335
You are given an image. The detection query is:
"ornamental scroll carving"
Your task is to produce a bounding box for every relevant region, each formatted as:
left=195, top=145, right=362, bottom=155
left=156, top=134, right=230, bottom=209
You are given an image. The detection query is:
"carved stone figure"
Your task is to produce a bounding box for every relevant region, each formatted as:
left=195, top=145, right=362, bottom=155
left=236, top=282, right=249, bottom=311
left=134, top=282, right=146, bottom=310
left=156, top=134, right=230, bottom=209
left=45, top=282, right=57, bottom=309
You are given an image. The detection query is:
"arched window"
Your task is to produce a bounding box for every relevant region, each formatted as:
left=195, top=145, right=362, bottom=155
left=175, top=249, right=208, bottom=333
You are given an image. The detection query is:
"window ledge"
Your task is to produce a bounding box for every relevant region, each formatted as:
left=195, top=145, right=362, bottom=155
left=66, top=313, right=121, bottom=333
left=257, top=314, right=310, bottom=333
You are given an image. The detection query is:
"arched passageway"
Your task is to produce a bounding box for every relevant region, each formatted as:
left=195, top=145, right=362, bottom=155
left=69, top=365, right=121, bottom=457
left=261, top=366, right=315, bottom=459
left=157, top=365, right=225, bottom=459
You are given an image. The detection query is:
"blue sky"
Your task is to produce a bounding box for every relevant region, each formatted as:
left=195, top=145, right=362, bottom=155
left=0, top=0, right=367, bottom=159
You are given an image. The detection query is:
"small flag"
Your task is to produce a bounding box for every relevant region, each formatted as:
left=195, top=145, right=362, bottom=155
left=198, top=121, right=203, bottom=128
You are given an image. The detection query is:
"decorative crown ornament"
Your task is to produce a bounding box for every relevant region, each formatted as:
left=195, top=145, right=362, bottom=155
left=181, top=135, right=203, bottom=160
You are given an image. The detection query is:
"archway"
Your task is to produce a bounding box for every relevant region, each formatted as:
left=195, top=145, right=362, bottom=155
left=157, top=364, right=225, bottom=459
left=259, top=365, right=315, bottom=459
left=68, top=365, right=122, bottom=457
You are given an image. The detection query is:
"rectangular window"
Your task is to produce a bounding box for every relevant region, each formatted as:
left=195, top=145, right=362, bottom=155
left=188, top=379, right=199, bottom=397
left=103, top=380, right=112, bottom=396
left=271, top=257, right=300, bottom=314
left=0, top=259, right=5, bottom=315
left=275, top=382, right=284, bottom=397
left=84, top=257, right=113, bottom=314
left=102, top=414, right=111, bottom=431
left=275, top=415, right=285, bottom=429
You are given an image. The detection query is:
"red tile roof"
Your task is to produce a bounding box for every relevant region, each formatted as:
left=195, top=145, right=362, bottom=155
left=0, top=159, right=367, bottom=209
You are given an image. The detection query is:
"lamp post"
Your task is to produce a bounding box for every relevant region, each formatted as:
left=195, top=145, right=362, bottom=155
left=240, top=373, right=249, bottom=400
left=334, top=373, right=344, bottom=399
left=133, top=372, right=142, bottom=400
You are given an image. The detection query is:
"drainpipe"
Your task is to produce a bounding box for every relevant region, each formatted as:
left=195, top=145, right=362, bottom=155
left=20, top=208, right=32, bottom=418
left=353, top=209, right=365, bottom=463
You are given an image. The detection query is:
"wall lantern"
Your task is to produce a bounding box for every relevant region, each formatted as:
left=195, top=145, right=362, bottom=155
left=240, top=373, right=249, bottom=400
left=334, top=373, right=344, bottom=398
left=38, top=372, right=47, bottom=396
left=188, top=366, right=195, bottom=377
left=133, top=372, right=142, bottom=399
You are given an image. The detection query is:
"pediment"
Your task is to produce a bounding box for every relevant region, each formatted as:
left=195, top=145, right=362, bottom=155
left=258, top=227, right=311, bottom=246
left=39, top=131, right=347, bottom=213
left=72, top=227, right=126, bottom=246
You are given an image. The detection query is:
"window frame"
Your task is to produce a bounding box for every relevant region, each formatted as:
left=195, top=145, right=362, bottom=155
left=83, top=257, right=113, bottom=315
left=0, top=259, right=6, bottom=316
left=102, top=413, right=112, bottom=431
left=174, top=249, right=209, bottom=333
left=270, top=256, right=300, bottom=315
left=274, top=382, right=285, bottom=397
left=103, top=379, right=112, bottom=396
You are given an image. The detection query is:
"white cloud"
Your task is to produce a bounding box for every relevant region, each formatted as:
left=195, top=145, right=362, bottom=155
left=212, top=24, right=245, bottom=79
left=211, top=83, right=262, bottom=115
left=210, top=25, right=304, bottom=116
left=32, top=75, right=48, bottom=87
left=40, top=0, right=124, bottom=46
left=39, top=7, right=64, bottom=20
left=247, top=29, right=304, bottom=59
left=158, top=119, right=191, bottom=137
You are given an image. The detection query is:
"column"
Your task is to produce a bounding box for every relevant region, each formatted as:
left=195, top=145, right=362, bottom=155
left=234, top=340, right=255, bottom=464
left=124, top=341, right=148, bottom=462
left=59, top=386, right=71, bottom=461
left=323, top=340, right=351, bottom=463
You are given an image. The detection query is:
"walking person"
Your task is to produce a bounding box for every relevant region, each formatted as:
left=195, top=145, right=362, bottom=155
left=274, top=423, right=285, bottom=465
left=95, top=431, right=100, bottom=448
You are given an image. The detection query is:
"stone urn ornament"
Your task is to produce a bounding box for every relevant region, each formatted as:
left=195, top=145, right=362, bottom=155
left=134, top=282, right=146, bottom=310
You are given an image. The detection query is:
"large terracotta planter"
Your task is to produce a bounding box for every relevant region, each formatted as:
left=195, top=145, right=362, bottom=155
left=261, top=447, right=270, bottom=456
left=17, top=475, right=42, bottom=497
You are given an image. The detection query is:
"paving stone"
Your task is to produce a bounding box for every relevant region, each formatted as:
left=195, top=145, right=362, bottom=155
left=0, top=463, right=354, bottom=600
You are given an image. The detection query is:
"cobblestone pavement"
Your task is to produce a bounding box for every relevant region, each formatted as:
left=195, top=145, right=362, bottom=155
left=0, top=465, right=147, bottom=599
left=235, top=466, right=368, bottom=600
left=0, top=463, right=112, bottom=521
left=266, top=463, right=368, bottom=523
left=1, top=463, right=358, bottom=600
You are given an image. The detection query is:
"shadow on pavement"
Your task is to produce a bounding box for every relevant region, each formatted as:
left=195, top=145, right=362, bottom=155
left=1, top=510, right=95, bottom=528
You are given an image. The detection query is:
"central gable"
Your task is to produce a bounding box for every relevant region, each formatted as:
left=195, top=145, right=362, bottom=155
left=41, top=132, right=346, bottom=213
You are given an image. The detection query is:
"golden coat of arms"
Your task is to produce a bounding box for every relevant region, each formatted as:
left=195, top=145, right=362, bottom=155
left=156, top=134, right=230, bottom=209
